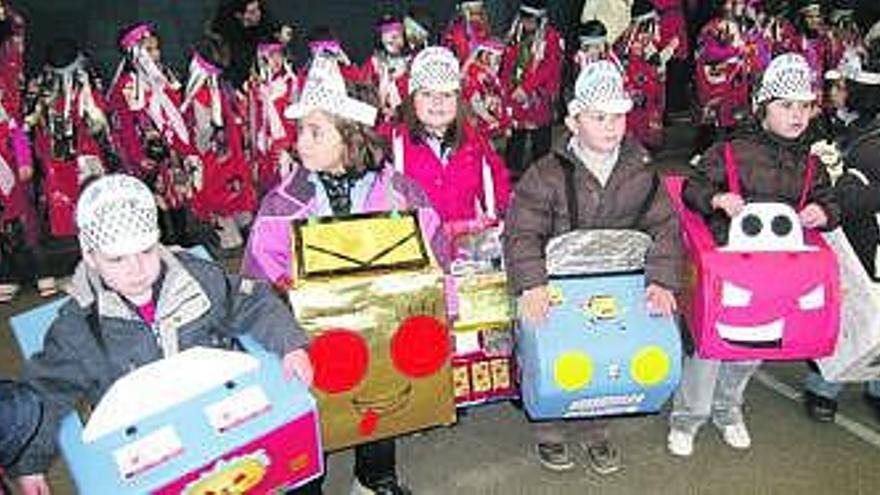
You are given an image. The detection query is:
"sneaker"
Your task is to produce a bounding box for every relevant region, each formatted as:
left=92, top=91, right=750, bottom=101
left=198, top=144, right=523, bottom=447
left=535, top=442, right=575, bottom=472
left=667, top=429, right=695, bottom=457
left=803, top=390, right=837, bottom=423
left=0, top=283, right=20, bottom=303
left=351, top=477, right=412, bottom=495
left=584, top=440, right=622, bottom=475
left=719, top=423, right=751, bottom=450
left=37, top=277, right=58, bottom=298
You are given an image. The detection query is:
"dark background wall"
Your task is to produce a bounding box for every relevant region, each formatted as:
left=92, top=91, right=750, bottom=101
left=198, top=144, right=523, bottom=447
left=15, top=0, right=584, bottom=79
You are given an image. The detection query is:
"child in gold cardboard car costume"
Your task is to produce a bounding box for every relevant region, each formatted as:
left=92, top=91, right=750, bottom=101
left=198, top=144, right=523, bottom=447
left=242, top=55, right=454, bottom=495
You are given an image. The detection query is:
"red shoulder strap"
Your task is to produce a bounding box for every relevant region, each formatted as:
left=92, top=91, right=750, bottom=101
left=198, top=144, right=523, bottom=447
left=723, top=142, right=741, bottom=196
left=798, top=153, right=817, bottom=211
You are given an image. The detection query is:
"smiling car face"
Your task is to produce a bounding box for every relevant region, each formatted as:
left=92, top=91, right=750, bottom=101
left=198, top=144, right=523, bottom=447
left=711, top=202, right=834, bottom=348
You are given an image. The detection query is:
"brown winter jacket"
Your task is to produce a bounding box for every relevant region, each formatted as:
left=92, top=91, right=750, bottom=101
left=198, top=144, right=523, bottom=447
left=683, top=127, right=841, bottom=244
left=503, top=134, right=682, bottom=295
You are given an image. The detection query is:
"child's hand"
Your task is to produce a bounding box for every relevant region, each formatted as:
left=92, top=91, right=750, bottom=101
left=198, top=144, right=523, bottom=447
left=18, top=474, right=51, bottom=495
left=646, top=284, right=677, bottom=317
left=799, top=203, right=828, bottom=229
left=711, top=192, right=745, bottom=218
left=282, top=348, right=314, bottom=387
left=518, top=285, right=551, bottom=326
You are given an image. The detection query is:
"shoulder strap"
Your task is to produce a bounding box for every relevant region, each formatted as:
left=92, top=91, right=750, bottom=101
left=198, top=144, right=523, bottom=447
left=723, top=141, right=741, bottom=196
left=798, top=153, right=817, bottom=211
left=561, top=160, right=579, bottom=231
left=633, top=173, right=661, bottom=227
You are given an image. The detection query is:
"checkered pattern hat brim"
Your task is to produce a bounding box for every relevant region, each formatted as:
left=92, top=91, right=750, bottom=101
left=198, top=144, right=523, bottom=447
left=409, top=46, right=461, bottom=95
left=284, top=56, right=377, bottom=125
left=568, top=60, right=633, bottom=116
left=76, top=174, right=159, bottom=255
left=754, top=53, right=816, bottom=105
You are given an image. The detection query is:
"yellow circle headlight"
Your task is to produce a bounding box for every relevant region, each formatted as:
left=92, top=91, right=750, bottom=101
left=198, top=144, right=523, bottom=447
left=630, top=346, right=671, bottom=386
left=553, top=352, right=593, bottom=391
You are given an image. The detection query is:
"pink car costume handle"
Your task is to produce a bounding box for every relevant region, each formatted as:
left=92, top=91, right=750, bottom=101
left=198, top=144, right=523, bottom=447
left=723, top=142, right=817, bottom=211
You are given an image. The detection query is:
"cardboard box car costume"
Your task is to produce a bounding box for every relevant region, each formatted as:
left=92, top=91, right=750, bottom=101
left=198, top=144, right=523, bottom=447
left=288, top=211, right=456, bottom=451
left=10, top=300, right=322, bottom=495
left=664, top=175, right=841, bottom=360
left=517, top=230, right=682, bottom=419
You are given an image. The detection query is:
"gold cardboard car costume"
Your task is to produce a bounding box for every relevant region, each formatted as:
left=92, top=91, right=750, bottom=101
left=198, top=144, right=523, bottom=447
left=288, top=211, right=456, bottom=451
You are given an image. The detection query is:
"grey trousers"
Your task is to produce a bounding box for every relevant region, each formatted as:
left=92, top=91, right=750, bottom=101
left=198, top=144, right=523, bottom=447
left=669, top=354, right=761, bottom=434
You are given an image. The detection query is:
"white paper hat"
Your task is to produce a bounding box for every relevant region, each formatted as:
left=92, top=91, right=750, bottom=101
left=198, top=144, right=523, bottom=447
left=754, top=53, right=816, bottom=105
left=409, top=46, right=461, bottom=95
left=284, top=55, right=378, bottom=126
left=76, top=174, right=160, bottom=256
left=568, top=60, right=633, bottom=116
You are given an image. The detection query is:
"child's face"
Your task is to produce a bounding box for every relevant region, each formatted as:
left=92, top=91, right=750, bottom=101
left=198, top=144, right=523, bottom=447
left=566, top=109, right=627, bottom=154
left=381, top=29, right=405, bottom=56
left=827, top=80, right=848, bottom=110
left=413, top=89, right=458, bottom=134
left=296, top=110, right=346, bottom=174
left=763, top=99, right=814, bottom=140
left=142, top=35, right=161, bottom=64
left=86, top=244, right=161, bottom=304
left=580, top=43, right=606, bottom=62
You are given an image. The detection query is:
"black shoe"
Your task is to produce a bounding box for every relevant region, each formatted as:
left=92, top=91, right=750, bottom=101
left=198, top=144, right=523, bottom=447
left=354, top=477, right=412, bottom=495
left=584, top=440, right=622, bottom=475
left=804, top=390, right=837, bottom=423
left=535, top=442, right=575, bottom=472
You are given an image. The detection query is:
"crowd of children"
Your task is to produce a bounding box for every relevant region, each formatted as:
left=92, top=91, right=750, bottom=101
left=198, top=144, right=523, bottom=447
left=4, top=0, right=880, bottom=494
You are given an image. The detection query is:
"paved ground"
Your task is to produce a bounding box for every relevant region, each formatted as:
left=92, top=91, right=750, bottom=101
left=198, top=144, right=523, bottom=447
left=3, top=123, right=880, bottom=494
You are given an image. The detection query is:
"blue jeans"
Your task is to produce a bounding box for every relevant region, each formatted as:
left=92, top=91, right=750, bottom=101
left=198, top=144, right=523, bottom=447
left=0, top=381, right=42, bottom=468
left=804, top=370, right=880, bottom=400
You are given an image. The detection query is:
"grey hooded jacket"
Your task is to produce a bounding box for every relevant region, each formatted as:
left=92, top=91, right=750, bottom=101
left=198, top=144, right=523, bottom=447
left=10, top=246, right=309, bottom=476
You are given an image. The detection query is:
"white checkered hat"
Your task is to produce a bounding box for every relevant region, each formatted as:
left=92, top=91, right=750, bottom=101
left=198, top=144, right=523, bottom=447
left=409, top=46, right=461, bottom=95
left=754, top=53, right=816, bottom=105
left=76, top=174, right=159, bottom=256
left=284, top=55, right=378, bottom=125
left=568, top=60, right=633, bottom=116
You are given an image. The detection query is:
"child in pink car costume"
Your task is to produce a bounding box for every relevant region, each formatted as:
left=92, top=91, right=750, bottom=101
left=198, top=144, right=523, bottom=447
left=668, top=53, right=840, bottom=458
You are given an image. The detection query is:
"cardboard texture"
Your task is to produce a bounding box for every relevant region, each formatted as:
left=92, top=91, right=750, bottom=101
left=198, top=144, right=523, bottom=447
left=289, top=212, right=456, bottom=451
